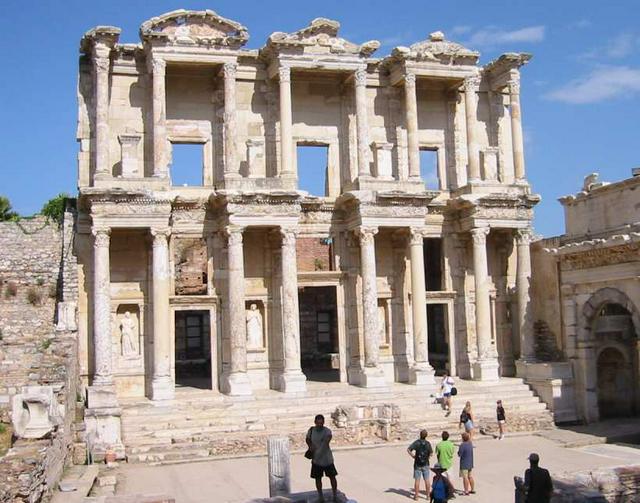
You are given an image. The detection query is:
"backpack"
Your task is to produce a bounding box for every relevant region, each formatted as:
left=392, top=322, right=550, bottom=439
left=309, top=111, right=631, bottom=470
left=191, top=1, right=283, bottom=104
left=415, top=440, right=431, bottom=467
left=431, top=475, right=450, bottom=501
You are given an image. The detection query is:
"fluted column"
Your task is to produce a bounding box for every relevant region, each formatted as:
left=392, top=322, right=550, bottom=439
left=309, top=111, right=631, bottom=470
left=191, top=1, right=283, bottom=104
left=355, top=68, right=371, bottom=178
left=464, top=76, right=481, bottom=182
left=471, top=227, right=499, bottom=380
left=515, top=228, right=535, bottom=361
left=409, top=228, right=435, bottom=384
left=278, top=228, right=307, bottom=392
left=278, top=65, right=294, bottom=178
left=93, top=45, right=111, bottom=179
left=150, top=229, right=174, bottom=400
left=150, top=57, right=168, bottom=178
left=221, top=226, right=252, bottom=395
left=223, top=62, right=239, bottom=178
left=92, top=228, right=112, bottom=385
left=356, top=227, right=387, bottom=387
left=404, top=73, right=421, bottom=180
left=509, top=76, right=526, bottom=182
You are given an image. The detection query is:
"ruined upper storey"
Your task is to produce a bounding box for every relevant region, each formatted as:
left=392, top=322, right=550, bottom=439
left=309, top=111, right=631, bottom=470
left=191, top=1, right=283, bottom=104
left=77, top=9, right=533, bottom=198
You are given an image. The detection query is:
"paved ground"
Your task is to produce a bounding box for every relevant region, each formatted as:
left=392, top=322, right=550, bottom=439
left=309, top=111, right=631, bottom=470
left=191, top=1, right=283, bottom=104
left=114, top=432, right=640, bottom=503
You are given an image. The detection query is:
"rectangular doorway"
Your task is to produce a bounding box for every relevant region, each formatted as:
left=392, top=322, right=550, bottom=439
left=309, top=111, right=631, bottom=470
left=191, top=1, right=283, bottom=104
left=427, top=304, right=449, bottom=375
left=298, top=286, right=339, bottom=382
left=175, top=310, right=211, bottom=389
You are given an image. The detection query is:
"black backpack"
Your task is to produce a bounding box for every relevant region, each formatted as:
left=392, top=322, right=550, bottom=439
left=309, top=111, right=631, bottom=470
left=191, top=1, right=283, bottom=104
left=415, top=440, right=431, bottom=466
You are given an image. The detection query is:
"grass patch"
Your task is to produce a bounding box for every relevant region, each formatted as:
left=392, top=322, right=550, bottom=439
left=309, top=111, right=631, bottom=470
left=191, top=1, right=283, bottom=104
left=0, top=423, right=11, bottom=457
left=26, top=287, right=42, bottom=306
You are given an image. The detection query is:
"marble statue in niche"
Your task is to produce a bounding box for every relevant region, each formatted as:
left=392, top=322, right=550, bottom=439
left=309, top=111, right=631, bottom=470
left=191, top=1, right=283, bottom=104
left=120, top=311, right=138, bottom=358
left=246, top=303, right=263, bottom=349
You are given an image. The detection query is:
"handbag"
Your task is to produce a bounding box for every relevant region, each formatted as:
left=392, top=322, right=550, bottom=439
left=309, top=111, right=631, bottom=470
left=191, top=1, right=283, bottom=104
left=450, top=386, right=458, bottom=396
left=304, top=448, right=313, bottom=459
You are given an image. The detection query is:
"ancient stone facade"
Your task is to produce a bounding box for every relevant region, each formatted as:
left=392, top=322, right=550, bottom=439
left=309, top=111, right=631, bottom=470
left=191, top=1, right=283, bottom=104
left=75, top=10, right=539, bottom=449
left=531, top=170, right=640, bottom=423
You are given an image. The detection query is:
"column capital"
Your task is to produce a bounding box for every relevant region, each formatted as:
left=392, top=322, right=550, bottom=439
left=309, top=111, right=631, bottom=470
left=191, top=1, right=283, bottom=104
left=462, top=75, right=481, bottom=93
left=279, top=227, right=298, bottom=247
left=148, top=56, right=166, bottom=75
left=404, top=72, right=416, bottom=87
left=470, top=227, right=489, bottom=245
left=354, top=68, right=368, bottom=87
left=409, top=227, right=427, bottom=246
left=151, top=228, right=170, bottom=245
left=223, top=62, right=237, bottom=79
left=515, top=227, right=533, bottom=245
left=278, top=65, right=291, bottom=83
left=93, top=48, right=111, bottom=72
left=507, top=70, right=521, bottom=95
left=356, top=226, right=378, bottom=245
left=224, top=225, right=244, bottom=245
left=92, top=228, right=111, bottom=247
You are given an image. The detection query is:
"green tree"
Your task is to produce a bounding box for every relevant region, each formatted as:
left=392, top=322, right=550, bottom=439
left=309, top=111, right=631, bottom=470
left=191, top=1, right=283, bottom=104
left=0, top=196, right=18, bottom=221
left=40, top=193, right=70, bottom=224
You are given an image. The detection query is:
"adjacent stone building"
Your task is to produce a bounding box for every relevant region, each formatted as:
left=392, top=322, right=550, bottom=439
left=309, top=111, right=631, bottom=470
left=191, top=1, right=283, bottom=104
left=76, top=10, right=540, bottom=450
left=531, top=170, right=640, bottom=423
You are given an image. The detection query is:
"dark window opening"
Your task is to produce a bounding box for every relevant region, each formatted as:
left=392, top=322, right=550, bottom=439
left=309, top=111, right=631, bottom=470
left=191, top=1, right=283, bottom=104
left=427, top=304, right=448, bottom=374
left=424, top=238, right=443, bottom=291
left=599, top=303, right=631, bottom=316
left=297, top=144, right=328, bottom=196
left=171, top=143, right=204, bottom=186
left=175, top=310, right=211, bottom=389
left=419, top=148, right=439, bottom=189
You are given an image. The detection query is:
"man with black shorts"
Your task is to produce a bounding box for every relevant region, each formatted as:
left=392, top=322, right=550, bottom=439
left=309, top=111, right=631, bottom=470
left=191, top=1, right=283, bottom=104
left=306, top=414, right=338, bottom=502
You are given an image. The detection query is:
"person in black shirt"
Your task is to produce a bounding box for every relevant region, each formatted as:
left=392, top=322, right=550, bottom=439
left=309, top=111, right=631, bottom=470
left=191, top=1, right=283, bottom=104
left=524, top=453, right=553, bottom=503
left=496, top=399, right=506, bottom=440
left=407, top=429, right=433, bottom=500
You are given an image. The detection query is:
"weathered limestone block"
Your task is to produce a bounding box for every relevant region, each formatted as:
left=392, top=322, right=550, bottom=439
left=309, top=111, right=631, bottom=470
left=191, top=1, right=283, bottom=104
left=11, top=385, right=62, bottom=439
left=267, top=436, right=290, bottom=497
left=56, top=301, right=78, bottom=331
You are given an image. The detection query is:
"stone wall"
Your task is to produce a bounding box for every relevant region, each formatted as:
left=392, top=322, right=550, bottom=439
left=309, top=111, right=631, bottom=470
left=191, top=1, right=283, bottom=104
left=551, top=464, right=640, bottom=502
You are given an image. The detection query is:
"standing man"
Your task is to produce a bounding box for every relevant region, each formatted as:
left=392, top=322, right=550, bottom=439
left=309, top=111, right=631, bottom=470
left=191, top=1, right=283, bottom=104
left=458, top=432, right=475, bottom=495
left=435, top=431, right=456, bottom=486
left=524, top=453, right=553, bottom=503
left=496, top=399, right=507, bottom=440
left=441, top=372, right=455, bottom=416
left=407, top=429, right=433, bottom=500
left=306, top=414, right=338, bottom=503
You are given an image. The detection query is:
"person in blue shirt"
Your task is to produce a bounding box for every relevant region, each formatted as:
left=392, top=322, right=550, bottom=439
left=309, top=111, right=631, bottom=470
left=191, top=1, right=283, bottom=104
left=458, top=432, right=475, bottom=495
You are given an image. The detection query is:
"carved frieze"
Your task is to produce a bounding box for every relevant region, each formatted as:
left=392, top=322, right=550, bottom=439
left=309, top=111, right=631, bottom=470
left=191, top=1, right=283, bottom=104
left=560, top=242, right=640, bottom=271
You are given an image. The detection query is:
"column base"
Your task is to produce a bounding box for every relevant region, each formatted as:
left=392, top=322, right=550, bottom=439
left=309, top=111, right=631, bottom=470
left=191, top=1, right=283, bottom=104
left=87, top=384, right=118, bottom=408
left=276, top=370, right=307, bottom=393
left=151, top=376, right=175, bottom=401
left=221, top=371, right=253, bottom=396
left=515, top=358, right=536, bottom=378
left=84, top=385, right=124, bottom=462
left=409, top=365, right=436, bottom=385
left=354, top=366, right=387, bottom=388
left=472, top=359, right=500, bottom=381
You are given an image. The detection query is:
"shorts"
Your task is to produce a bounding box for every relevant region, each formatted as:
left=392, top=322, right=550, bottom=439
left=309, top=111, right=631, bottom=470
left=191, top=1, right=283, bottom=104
left=413, top=465, right=429, bottom=480
left=311, top=463, right=338, bottom=479
left=460, top=468, right=472, bottom=478
left=498, top=419, right=506, bottom=424
left=443, top=392, right=451, bottom=398
left=464, top=420, right=474, bottom=431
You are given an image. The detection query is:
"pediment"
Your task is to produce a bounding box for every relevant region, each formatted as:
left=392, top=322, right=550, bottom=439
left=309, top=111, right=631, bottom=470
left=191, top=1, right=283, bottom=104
left=391, top=31, right=479, bottom=65
left=265, top=18, right=379, bottom=58
left=139, top=9, right=249, bottom=48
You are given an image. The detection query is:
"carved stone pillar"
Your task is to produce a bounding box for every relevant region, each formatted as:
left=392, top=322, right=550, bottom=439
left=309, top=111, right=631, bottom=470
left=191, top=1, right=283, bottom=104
left=404, top=73, right=420, bottom=180
left=150, top=57, right=168, bottom=178
left=409, top=228, right=435, bottom=384
left=150, top=229, right=174, bottom=400
left=471, top=227, right=499, bottom=380
left=277, top=228, right=307, bottom=392
left=463, top=76, right=481, bottom=182
left=356, top=227, right=387, bottom=387
left=221, top=226, right=252, bottom=395
left=508, top=76, right=526, bottom=182
left=223, top=62, right=239, bottom=178
left=515, top=228, right=535, bottom=362
left=354, top=68, right=371, bottom=178
left=278, top=65, right=294, bottom=178
left=92, top=228, right=112, bottom=385
left=93, top=45, right=111, bottom=179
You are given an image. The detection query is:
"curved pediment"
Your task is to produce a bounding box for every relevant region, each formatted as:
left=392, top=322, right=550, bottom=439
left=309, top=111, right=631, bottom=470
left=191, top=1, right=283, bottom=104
left=265, top=18, right=379, bottom=58
left=139, top=9, right=249, bottom=49
left=392, top=31, right=479, bottom=65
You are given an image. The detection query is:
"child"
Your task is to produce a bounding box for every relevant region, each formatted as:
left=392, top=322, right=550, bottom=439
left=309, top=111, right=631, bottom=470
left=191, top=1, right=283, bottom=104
left=496, top=400, right=506, bottom=440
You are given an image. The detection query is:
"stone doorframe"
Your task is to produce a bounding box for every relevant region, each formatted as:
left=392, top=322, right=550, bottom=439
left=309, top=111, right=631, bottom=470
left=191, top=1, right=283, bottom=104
left=576, top=287, right=640, bottom=422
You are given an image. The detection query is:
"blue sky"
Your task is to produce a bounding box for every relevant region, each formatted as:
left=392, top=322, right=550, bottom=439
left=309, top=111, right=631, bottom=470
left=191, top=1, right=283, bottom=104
left=1, top=0, right=639, bottom=237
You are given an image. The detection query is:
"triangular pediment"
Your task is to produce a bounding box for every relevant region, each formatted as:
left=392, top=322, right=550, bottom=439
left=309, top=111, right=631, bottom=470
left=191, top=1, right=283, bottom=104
left=265, top=18, right=379, bottom=58
left=139, top=9, right=249, bottom=48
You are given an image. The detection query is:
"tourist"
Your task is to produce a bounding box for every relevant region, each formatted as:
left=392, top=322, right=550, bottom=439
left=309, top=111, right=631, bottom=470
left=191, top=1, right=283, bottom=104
left=441, top=372, right=455, bottom=416
left=496, top=399, right=506, bottom=440
left=523, top=453, right=553, bottom=503
left=458, top=432, right=475, bottom=495
left=407, top=429, right=433, bottom=500
left=305, top=414, right=338, bottom=502
left=435, top=431, right=456, bottom=484
left=430, top=463, right=455, bottom=503
left=459, top=401, right=474, bottom=439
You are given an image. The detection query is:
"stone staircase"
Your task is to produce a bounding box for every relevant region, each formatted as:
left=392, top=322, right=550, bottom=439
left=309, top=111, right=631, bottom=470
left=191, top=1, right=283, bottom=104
left=120, top=377, right=554, bottom=464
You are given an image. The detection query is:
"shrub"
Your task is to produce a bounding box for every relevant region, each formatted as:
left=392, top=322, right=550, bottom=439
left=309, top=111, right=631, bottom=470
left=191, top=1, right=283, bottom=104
left=36, top=277, right=45, bottom=286
left=0, top=196, right=18, bottom=222
left=4, top=282, right=17, bottom=298
left=48, top=284, right=58, bottom=298
left=26, top=287, right=42, bottom=305
left=0, top=424, right=5, bottom=434
left=40, top=339, right=52, bottom=351
left=40, top=193, right=69, bottom=225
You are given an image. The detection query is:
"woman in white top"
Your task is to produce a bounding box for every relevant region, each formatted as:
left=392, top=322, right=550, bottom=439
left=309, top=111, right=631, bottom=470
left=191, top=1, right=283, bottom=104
left=441, top=372, right=455, bottom=415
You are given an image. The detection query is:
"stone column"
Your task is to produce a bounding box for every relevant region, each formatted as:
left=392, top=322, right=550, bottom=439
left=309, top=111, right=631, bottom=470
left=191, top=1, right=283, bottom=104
left=278, top=65, right=294, bottom=178
left=92, top=228, right=112, bottom=385
left=93, top=44, right=111, bottom=179
left=471, top=227, right=499, bottom=380
left=508, top=76, right=526, bottom=182
left=150, top=57, right=168, bottom=178
left=515, top=228, right=535, bottom=362
left=221, top=226, right=252, bottom=395
left=357, top=227, right=387, bottom=387
left=277, top=228, right=307, bottom=393
left=404, top=73, right=421, bottom=180
left=223, top=62, right=239, bottom=178
left=150, top=229, right=174, bottom=400
left=355, top=68, right=371, bottom=178
left=409, top=228, right=435, bottom=384
left=463, top=76, right=481, bottom=182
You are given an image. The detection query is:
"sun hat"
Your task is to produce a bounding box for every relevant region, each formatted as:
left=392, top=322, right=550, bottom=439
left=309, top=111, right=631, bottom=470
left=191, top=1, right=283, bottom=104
left=431, top=463, right=446, bottom=472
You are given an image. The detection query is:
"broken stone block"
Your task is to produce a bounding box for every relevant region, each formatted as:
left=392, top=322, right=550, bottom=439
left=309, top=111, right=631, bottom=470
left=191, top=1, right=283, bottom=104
left=11, top=385, right=62, bottom=439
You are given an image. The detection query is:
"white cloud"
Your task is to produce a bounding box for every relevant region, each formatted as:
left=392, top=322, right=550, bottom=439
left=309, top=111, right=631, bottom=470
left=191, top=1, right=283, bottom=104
left=465, top=25, right=545, bottom=48
left=605, top=32, right=637, bottom=58
left=451, top=25, right=471, bottom=36
left=545, top=66, right=640, bottom=104
left=569, top=19, right=591, bottom=30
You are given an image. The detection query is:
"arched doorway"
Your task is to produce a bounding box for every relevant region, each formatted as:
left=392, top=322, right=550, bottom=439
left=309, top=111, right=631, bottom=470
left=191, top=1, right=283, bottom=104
left=597, top=347, right=633, bottom=418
